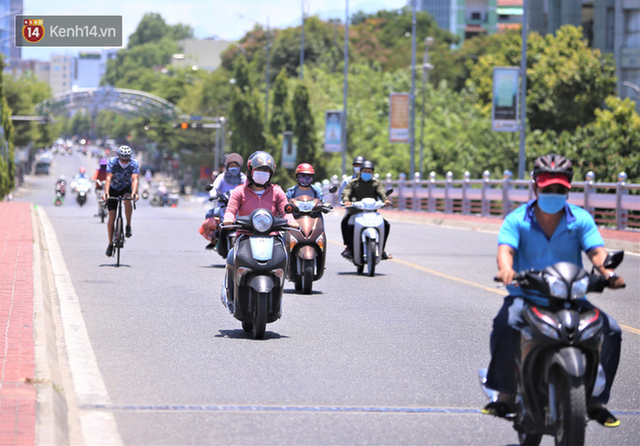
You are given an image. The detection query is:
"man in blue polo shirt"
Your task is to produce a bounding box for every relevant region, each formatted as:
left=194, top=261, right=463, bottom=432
left=482, top=154, right=626, bottom=427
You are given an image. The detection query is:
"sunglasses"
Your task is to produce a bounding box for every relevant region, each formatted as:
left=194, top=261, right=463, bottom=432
left=298, top=174, right=314, bottom=181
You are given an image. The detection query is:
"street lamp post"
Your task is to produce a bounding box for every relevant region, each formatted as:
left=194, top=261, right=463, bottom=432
left=342, top=0, right=349, bottom=176
left=409, top=0, right=417, bottom=178
left=419, top=37, right=434, bottom=177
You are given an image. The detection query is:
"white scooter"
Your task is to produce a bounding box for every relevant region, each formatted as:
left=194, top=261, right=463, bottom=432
left=345, top=189, right=393, bottom=277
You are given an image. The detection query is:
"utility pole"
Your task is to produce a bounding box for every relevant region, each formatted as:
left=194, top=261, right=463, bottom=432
left=342, top=0, right=349, bottom=176
left=518, top=0, right=529, bottom=180
left=265, top=19, right=271, bottom=126
left=409, top=0, right=417, bottom=178
left=300, top=1, right=305, bottom=79
left=419, top=37, right=434, bottom=177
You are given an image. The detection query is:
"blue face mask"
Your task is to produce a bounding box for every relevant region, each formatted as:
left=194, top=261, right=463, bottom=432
left=361, top=172, right=373, bottom=182
left=227, top=167, right=240, bottom=176
left=537, top=193, right=567, bottom=214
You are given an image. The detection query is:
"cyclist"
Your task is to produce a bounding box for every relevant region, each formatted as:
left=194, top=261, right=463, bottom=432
left=102, top=146, right=140, bottom=257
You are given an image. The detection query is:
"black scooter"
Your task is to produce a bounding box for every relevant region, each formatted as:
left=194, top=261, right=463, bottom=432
left=220, top=208, right=295, bottom=339
left=480, top=251, right=625, bottom=446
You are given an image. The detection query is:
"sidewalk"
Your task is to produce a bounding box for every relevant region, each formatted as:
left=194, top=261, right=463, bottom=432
left=0, top=202, right=36, bottom=445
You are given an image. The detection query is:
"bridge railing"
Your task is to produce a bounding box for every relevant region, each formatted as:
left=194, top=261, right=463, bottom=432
left=323, top=171, right=640, bottom=231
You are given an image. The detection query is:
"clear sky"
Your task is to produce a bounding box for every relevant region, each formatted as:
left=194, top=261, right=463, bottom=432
left=20, top=0, right=408, bottom=61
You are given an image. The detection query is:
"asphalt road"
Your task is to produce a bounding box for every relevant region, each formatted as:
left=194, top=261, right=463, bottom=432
left=15, top=152, right=640, bottom=445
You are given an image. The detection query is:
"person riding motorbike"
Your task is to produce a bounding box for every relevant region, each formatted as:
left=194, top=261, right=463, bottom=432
left=222, top=151, right=299, bottom=305
left=55, top=175, right=66, bottom=195
left=202, top=153, right=247, bottom=250
left=92, top=159, right=109, bottom=190
left=286, top=163, right=324, bottom=201
left=341, top=160, right=392, bottom=259
left=102, top=145, right=140, bottom=257
left=483, top=154, right=626, bottom=428
left=338, top=155, right=364, bottom=201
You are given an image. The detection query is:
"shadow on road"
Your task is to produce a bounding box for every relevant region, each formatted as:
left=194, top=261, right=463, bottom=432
left=98, top=263, right=132, bottom=268
left=201, top=264, right=226, bottom=269
left=282, top=289, right=324, bottom=295
left=215, top=329, right=289, bottom=340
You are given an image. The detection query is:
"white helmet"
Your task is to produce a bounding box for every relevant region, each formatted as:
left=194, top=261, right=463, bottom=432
left=117, top=145, right=132, bottom=159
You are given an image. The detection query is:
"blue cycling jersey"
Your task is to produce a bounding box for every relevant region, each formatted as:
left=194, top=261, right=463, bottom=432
left=106, top=157, right=140, bottom=191
left=498, top=199, right=604, bottom=305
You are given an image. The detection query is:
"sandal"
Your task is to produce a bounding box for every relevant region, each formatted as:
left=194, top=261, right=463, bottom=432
left=588, top=407, right=620, bottom=428
left=382, top=252, right=393, bottom=260
left=481, top=401, right=514, bottom=418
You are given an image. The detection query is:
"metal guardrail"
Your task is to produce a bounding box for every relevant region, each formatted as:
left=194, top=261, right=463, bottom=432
left=322, top=171, right=640, bottom=231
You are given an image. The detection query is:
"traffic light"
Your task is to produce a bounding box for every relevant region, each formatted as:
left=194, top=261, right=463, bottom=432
left=173, top=121, right=203, bottom=130
left=180, top=122, right=189, bottom=130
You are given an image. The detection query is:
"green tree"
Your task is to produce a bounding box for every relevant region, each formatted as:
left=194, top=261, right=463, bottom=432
left=127, top=13, right=193, bottom=48
left=292, top=83, right=318, bottom=171
left=0, top=58, right=15, bottom=199
left=269, top=68, right=292, bottom=136
left=467, top=25, right=617, bottom=133
left=228, top=57, right=266, bottom=161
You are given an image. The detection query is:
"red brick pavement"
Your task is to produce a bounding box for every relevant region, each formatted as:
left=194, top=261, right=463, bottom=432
left=0, top=202, right=35, bottom=446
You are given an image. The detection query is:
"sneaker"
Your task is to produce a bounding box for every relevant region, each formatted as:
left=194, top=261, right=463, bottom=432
left=382, top=252, right=393, bottom=260
left=105, top=245, right=113, bottom=257
left=125, top=225, right=132, bottom=238
left=205, top=243, right=216, bottom=250
left=341, top=248, right=353, bottom=259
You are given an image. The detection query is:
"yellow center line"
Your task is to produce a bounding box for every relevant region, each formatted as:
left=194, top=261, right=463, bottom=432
left=329, top=240, right=640, bottom=335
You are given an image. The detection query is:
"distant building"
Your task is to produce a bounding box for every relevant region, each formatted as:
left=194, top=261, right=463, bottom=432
left=0, top=0, right=23, bottom=68
left=171, top=38, right=231, bottom=71
left=50, top=54, right=74, bottom=96
left=73, top=52, right=101, bottom=89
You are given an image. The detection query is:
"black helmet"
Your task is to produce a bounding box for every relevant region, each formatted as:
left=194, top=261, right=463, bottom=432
left=352, top=156, right=365, bottom=166
left=361, top=160, right=375, bottom=171
left=533, top=154, right=573, bottom=183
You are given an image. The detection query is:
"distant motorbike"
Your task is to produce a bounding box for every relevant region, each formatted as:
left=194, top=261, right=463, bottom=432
left=480, top=251, right=625, bottom=446
left=220, top=209, right=295, bottom=339
left=283, top=188, right=335, bottom=294
left=94, top=180, right=107, bottom=223
left=150, top=191, right=178, bottom=207
left=203, top=190, right=236, bottom=260
left=55, top=181, right=66, bottom=197
left=141, top=182, right=150, bottom=200
left=75, top=178, right=91, bottom=207
left=344, top=189, right=393, bottom=276
left=53, top=191, right=64, bottom=206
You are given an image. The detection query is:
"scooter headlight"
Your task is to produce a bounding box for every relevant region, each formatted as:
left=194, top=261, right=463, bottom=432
left=298, top=201, right=314, bottom=212
left=252, top=210, right=273, bottom=233
left=547, top=275, right=568, bottom=299
left=571, top=276, right=589, bottom=299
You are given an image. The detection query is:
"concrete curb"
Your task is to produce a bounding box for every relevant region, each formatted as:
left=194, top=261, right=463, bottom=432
left=31, top=204, right=69, bottom=445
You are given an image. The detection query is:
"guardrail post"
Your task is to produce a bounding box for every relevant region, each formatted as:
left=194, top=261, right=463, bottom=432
left=413, top=172, right=421, bottom=211
left=428, top=172, right=436, bottom=212
left=616, top=172, right=628, bottom=230
left=584, top=171, right=595, bottom=216
left=481, top=170, right=490, bottom=216
left=502, top=170, right=512, bottom=218
left=462, top=171, right=470, bottom=214
left=398, top=173, right=406, bottom=211
left=445, top=171, right=453, bottom=213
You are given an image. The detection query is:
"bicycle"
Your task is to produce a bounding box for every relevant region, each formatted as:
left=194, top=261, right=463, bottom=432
left=107, top=196, right=136, bottom=267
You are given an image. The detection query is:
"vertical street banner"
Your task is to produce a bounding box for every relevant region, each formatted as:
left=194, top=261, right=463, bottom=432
left=324, top=110, right=342, bottom=152
left=492, top=67, right=519, bottom=132
left=389, top=93, right=410, bottom=143
left=281, top=131, right=297, bottom=169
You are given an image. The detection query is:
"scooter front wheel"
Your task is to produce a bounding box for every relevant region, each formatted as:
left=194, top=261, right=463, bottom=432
left=253, top=292, right=268, bottom=340
left=367, top=239, right=376, bottom=277
left=555, top=373, right=586, bottom=446
left=301, top=259, right=314, bottom=294
left=242, top=322, right=253, bottom=332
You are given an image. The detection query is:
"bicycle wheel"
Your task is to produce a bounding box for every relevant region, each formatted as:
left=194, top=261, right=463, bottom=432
left=114, top=211, right=124, bottom=267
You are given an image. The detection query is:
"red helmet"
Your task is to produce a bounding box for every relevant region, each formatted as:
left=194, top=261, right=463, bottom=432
left=79, top=167, right=86, bottom=174
left=295, top=163, right=315, bottom=176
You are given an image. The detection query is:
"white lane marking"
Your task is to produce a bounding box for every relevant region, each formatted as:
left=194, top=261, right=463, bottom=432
left=38, top=207, right=123, bottom=445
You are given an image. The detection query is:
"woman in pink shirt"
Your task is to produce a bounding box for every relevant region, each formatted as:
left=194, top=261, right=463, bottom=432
left=223, top=151, right=299, bottom=229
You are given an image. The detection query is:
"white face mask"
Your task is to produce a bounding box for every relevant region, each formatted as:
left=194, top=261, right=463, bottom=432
left=353, top=167, right=361, bottom=174
left=118, top=160, right=131, bottom=168
left=252, top=170, right=271, bottom=185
